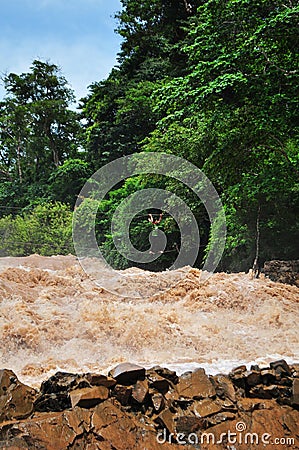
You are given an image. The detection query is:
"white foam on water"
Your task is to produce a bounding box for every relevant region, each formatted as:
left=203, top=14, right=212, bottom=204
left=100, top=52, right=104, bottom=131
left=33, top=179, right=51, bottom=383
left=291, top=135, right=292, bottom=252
left=0, top=256, right=298, bottom=387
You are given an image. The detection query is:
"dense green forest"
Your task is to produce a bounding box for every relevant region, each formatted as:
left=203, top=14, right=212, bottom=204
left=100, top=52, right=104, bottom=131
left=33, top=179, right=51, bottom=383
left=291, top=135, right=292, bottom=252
left=0, top=0, right=298, bottom=272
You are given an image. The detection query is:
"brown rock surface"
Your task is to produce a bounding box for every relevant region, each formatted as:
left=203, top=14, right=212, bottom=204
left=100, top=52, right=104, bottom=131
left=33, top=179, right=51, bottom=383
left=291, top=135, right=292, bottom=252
left=85, top=373, right=116, bottom=388
left=193, top=398, right=222, bottom=418
left=213, top=374, right=236, bottom=402
left=176, top=368, right=216, bottom=399
left=0, top=369, right=37, bottom=421
left=70, top=385, right=109, bottom=408
left=132, top=379, right=148, bottom=404
left=113, top=385, right=132, bottom=406
left=0, top=363, right=299, bottom=449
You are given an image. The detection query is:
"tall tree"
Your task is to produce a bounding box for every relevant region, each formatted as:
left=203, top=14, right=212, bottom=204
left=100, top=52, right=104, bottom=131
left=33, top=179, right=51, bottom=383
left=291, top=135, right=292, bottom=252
left=81, top=0, right=202, bottom=169
left=144, top=0, right=299, bottom=268
left=0, top=60, right=81, bottom=183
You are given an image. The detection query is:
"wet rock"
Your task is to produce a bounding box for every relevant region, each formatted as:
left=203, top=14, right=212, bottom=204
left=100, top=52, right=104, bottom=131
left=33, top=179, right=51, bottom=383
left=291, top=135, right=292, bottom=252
left=246, top=370, right=262, bottom=387
left=270, top=359, right=292, bottom=377
left=151, top=392, right=165, bottom=413
left=151, top=366, right=179, bottom=384
left=229, top=367, right=248, bottom=390
left=34, top=393, right=71, bottom=412
left=113, top=385, right=132, bottom=406
left=0, top=369, right=37, bottom=422
left=249, top=384, right=281, bottom=399
left=156, top=408, right=177, bottom=434
left=164, top=387, right=179, bottom=404
left=0, top=409, right=92, bottom=450
left=212, top=374, right=236, bottom=402
left=70, top=386, right=109, bottom=408
left=40, top=371, right=89, bottom=394
left=176, top=368, right=216, bottom=400
left=291, top=363, right=299, bottom=377
left=92, top=400, right=179, bottom=450
left=193, top=398, right=222, bottom=418
left=231, top=365, right=247, bottom=374
left=261, top=368, right=277, bottom=385
left=85, top=373, right=116, bottom=388
left=109, top=363, right=145, bottom=385
left=132, top=379, right=149, bottom=404
left=146, top=369, right=170, bottom=393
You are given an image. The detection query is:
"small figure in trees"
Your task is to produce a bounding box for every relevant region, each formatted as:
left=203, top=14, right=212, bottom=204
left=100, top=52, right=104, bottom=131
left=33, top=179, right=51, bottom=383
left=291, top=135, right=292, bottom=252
left=148, top=213, right=163, bottom=228
left=148, top=213, right=163, bottom=254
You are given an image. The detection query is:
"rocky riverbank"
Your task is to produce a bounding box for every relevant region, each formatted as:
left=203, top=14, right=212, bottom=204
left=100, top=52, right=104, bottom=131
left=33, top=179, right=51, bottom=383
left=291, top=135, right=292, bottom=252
left=264, top=260, right=299, bottom=287
left=0, top=360, right=298, bottom=449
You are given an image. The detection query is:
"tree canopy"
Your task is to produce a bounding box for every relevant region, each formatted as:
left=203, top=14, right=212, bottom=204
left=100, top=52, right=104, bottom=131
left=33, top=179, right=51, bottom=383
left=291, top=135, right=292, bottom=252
left=0, top=1, right=298, bottom=269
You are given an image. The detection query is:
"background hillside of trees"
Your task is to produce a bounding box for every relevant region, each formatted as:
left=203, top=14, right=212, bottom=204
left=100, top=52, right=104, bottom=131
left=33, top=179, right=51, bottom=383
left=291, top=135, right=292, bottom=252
left=0, top=0, right=298, bottom=271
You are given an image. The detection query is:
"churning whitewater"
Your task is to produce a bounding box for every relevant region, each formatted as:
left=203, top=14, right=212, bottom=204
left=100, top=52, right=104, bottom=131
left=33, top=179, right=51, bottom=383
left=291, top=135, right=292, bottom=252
left=0, top=255, right=298, bottom=387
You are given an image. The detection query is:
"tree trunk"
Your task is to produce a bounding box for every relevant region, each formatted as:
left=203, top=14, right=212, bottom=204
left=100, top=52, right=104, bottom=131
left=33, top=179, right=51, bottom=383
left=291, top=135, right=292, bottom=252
left=16, top=137, right=23, bottom=183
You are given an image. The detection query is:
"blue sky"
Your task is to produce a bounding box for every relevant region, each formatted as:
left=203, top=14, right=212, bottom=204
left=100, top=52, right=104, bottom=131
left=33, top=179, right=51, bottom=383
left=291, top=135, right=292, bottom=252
left=0, top=0, right=122, bottom=103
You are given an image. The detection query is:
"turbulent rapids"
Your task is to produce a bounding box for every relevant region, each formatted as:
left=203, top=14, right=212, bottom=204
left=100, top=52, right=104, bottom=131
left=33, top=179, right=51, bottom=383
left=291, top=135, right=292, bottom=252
left=0, top=255, right=298, bottom=387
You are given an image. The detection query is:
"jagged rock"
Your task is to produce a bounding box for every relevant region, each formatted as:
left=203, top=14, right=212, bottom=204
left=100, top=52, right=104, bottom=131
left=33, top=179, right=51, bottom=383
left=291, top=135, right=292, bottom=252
left=217, top=397, right=237, bottom=411
left=92, top=400, right=178, bottom=450
left=231, top=365, right=247, bottom=374
left=146, top=369, right=170, bottom=393
left=70, top=385, right=109, bottom=408
left=85, top=372, right=116, bottom=388
left=151, top=366, right=179, bottom=384
left=151, top=392, right=165, bottom=413
left=113, top=385, right=132, bottom=406
left=229, top=367, right=248, bottom=390
left=164, top=387, right=179, bottom=404
left=40, top=371, right=90, bottom=394
left=0, top=402, right=181, bottom=450
left=193, top=398, right=222, bottom=418
left=132, top=379, right=149, bottom=404
left=176, top=368, right=216, bottom=399
left=270, top=359, right=292, bottom=377
left=292, top=378, right=299, bottom=406
left=260, top=368, right=277, bottom=385
left=156, top=408, right=177, bottom=434
left=212, top=374, right=236, bottom=402
left=1, top=362, right=299, bottom=449
left=194, top=405, right=299, bottom=450
left=264, top=259, right=299, bottom=286
left=175, top=416, right=204, bottom=433
left=291, top=364, right=299, bottom=377
left=246, top=370, right=262, bottom=387
left=0, top=369, right=37, bottom=422
left=34, top=392, right=71, bottom=412
left=0, top=409, right=93, bottom=450
left=109, top=363, right=145, bottom=385
left=249, top=384, right=283, bottom=399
